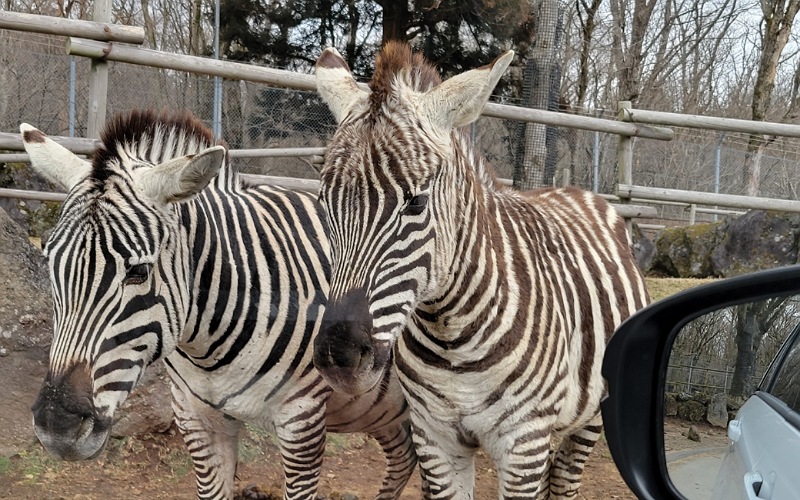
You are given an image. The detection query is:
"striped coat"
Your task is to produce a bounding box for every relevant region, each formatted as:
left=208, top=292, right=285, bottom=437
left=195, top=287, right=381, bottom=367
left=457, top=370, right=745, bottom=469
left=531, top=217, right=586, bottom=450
left=312, top=42, right=649, bottom=499
left=24, top=110, right=415, bottom=500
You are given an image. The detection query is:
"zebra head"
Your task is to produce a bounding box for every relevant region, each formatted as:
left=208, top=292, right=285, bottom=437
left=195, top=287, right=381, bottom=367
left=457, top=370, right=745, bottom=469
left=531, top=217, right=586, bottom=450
left=23, top=112, right=225, bottom=460
left=312, top=43, right=513, bottom=395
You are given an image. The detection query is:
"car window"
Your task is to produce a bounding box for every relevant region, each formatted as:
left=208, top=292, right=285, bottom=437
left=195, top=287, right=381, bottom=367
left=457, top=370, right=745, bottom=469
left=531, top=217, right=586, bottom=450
left=766, top=331, right=800, bottom=413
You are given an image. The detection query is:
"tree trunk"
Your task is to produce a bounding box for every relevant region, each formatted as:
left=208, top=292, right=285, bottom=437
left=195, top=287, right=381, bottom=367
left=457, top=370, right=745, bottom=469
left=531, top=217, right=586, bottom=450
left=379, top=1, right=411, bottom=45
left=744, top=0, right=800, bottom=196
left=575, top=0, right=602, bottom=108
left=731, top=303, right=760, bottom=398
left=730, top=298, right=788, bottom=398
left=189, top=0, right=203, bottom=56
left=610, top=0, right=657, bottom=104
left=513, top=0, right=563, bottom=190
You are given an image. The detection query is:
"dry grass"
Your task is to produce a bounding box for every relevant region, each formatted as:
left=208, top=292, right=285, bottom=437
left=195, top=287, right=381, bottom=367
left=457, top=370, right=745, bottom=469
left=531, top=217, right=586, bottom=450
left=645, top=277, right=717, bottom=303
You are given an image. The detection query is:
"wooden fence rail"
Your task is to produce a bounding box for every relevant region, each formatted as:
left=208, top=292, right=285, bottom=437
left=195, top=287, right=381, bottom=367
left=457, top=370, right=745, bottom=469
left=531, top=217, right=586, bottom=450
left=65, top=37, right=674, bottom=141
left=0, top=11, right=145, bottom=43
left=617, top=184, right=800, bottom=213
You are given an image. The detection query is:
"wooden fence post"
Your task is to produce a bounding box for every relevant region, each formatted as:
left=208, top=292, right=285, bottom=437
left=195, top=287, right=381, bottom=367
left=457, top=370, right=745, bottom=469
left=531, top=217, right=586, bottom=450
left=617, top=101, right=634, bottom=237
left=86, top=0, right=111, bottom=138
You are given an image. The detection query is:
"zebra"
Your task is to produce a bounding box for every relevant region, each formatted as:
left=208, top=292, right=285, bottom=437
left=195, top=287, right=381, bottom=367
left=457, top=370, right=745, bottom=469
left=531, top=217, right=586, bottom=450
left=311, top=42, right=649, bottom=499
left=22, top=110, right=416, bottom=500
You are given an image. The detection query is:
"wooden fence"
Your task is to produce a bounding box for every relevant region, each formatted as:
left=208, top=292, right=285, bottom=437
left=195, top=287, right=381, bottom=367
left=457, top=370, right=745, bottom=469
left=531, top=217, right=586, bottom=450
left=3, top=11, right=800, bottom=229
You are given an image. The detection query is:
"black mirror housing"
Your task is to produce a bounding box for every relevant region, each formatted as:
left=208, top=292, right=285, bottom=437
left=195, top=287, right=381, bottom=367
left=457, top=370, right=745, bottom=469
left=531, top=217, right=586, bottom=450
left=601, top=265, right=800, bottom=500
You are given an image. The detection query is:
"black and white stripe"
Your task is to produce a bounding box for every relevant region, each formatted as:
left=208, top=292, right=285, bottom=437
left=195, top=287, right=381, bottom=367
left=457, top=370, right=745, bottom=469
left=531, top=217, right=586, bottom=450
left=26, top=110, right=415, bottom=500
left=313, top=43, right=649, bottom=499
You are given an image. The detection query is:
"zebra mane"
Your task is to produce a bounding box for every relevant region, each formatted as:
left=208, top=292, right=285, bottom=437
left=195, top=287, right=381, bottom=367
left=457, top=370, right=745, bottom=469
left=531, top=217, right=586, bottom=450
left=369, top=41, right=442, bottom=114
left=369, top=42, right=507, bottom=193
left=92, top=109, right=230, bottom=183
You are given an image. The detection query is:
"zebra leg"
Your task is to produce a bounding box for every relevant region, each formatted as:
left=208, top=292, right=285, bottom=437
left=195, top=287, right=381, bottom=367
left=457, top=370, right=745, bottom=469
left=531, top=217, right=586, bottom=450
left=170, top=382, right=242, bottom=500
left=488, top=415, right=557, bottom=500
left=548, top=413, right=603, bottom=499
left=411, top=418, right=477, bottom=499
left=369, top=420, right=418, bottom=499
left=274, top=402, right=328, bottom=499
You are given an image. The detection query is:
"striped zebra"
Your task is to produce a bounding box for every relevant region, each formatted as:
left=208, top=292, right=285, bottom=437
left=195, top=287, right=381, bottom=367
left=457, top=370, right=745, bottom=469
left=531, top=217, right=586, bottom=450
left=22, top=110, right=416, bottom=500
left=311, top=42, right=649, bottom=499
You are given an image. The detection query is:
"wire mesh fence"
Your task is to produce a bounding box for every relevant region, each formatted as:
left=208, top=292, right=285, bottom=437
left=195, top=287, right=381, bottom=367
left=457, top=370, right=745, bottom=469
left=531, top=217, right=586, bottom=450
left=3, top=28, right=800, bottom=229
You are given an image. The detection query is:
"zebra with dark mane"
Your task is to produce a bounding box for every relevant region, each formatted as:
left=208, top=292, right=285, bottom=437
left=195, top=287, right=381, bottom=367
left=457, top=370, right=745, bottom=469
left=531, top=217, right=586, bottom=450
left=23, top=110, right=415, bottom=500
left=311, top=42, right=649, bottom=499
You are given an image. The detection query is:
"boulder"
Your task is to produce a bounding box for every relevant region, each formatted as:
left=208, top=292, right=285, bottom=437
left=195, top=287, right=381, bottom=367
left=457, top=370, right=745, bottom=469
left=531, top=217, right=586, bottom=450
left=711, top=210, right=800, bottom=277
left=677, top=400, right=705, bottom=422
left=686, top=425, right=701, bottom=442
left=0, top=206, right=52, bottom=351
left=631, top=223, right=655, bottom=272
left=664, top=393, right=678, bottom=417
left=650, top=222, right=725, bottom=278
left=706, top=393, right=729, bottom=428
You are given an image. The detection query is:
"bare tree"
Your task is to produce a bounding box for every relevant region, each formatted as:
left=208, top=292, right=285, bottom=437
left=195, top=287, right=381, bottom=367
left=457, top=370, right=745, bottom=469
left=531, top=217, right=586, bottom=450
left=730, top=297, right=789, bottom=399
left=609, top=0, right=658, bottom=103
left=744, top=0, right=800, bottom=196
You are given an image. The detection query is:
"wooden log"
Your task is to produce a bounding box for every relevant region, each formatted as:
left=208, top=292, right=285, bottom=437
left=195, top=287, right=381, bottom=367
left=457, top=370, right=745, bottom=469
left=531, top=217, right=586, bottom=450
left=0, top=188, right=66, bottom=202
left=618, top=184, right=800, bottom=213
left=0, top=132, right=323, bottom=159
left=67, top=37, right=319, bottom=91
left=66, top=38, right=673, bottom=140
left=0, top=131, right=99, bottom=154
left=0, top=11, right=144, bottom=44
left=610, top=203, right=658, bottom=219
left=620, top=108, right=800, bottom=138
left=483, top=103, right=673, bottom=141
left=229, top=147, right=325, bottom=159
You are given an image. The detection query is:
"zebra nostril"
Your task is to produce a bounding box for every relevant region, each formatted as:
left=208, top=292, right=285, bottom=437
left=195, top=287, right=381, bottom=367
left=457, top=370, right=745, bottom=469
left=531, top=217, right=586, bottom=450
left=75, top=415, right=95, bottom=442
left=358, top=346, right=374, bottom=373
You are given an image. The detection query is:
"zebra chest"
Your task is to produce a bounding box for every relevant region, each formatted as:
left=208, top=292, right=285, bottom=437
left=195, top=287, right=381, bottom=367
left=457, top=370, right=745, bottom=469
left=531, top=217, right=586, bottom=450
left=166, top=347, right=318, bottom=422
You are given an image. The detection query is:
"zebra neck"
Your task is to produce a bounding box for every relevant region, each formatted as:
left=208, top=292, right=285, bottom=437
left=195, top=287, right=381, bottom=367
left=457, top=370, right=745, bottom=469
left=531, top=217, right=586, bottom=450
left=420, top=153, right=505, bottom=340
left=174, top=183, right=250, bottom=350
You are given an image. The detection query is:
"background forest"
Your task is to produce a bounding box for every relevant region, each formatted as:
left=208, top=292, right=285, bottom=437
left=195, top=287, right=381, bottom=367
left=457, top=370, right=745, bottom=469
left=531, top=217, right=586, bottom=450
left=2, top=0, right=800, bottom=199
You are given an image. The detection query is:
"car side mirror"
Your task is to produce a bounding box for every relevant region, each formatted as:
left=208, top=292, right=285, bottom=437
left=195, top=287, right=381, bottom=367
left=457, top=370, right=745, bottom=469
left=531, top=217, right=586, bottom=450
left=602, top=265, right=800, bottom=500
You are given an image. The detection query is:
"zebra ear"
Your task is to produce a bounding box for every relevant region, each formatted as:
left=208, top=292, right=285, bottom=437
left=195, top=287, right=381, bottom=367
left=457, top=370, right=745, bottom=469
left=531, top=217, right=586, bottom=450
left=316, top=47, right=368, bottom=123
left=20, top=123, right=92, bottom=191
left=136, top=146, right=226, bottom=205
left=418, top=50, right=514, bottom=130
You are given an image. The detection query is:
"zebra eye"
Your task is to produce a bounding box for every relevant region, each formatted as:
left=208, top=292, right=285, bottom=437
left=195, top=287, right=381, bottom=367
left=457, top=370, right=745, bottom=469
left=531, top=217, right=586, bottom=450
left=404, top=194, right=428, bottom=216
left=124, top=263, right=152, bottom=286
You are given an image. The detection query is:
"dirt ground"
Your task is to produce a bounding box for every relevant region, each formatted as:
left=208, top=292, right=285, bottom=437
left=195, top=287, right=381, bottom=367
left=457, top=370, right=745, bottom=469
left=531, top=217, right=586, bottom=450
left=3, top=276, right=718, bottom=499
left=0, top=349, right=635, bottom=500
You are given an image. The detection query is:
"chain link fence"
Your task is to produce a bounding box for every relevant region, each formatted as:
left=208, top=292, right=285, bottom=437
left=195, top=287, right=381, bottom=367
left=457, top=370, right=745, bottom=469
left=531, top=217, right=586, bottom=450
left=3, top=29, right=800, bottom=230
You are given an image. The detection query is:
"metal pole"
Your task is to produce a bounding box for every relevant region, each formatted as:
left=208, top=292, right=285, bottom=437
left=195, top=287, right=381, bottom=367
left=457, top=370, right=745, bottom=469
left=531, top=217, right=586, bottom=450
left=593, top=131, right=600, bottom=193
left=212, top=0, right=222, bottom=139
left=714, top=132, right=725, bottom=221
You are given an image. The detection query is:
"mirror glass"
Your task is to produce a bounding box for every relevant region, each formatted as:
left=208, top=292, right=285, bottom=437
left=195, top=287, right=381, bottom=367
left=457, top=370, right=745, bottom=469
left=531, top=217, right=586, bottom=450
left=664, top=293, right=800, bottom=499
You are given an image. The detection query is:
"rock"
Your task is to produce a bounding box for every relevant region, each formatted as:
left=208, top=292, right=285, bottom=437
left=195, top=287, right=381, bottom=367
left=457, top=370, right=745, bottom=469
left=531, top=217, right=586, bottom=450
left=650, top=223, right=724, bottom=278
left=0, top=207, right=52, bottom=351
left=664, top=393, right=678, bottom=417
left=111, top=362, right=174, bottom=438
left=236, top=483, right=282, bottom=500
left=328, top=493, right=359, bottom=500
left=706, top=393, right=729, bottom=428
left=677, top=400, right=705, bottom=422
left=687, top=425, right=701, bottom=442
left=711, top=210, right=800, bottom=277
left=631, top=223, right=655, bottom=272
